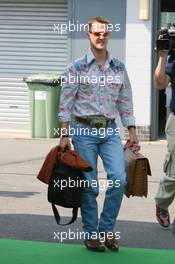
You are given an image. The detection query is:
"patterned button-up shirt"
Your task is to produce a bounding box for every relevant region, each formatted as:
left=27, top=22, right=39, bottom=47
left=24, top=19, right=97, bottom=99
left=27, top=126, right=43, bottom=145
left=58, top=49, right=135, bottom=127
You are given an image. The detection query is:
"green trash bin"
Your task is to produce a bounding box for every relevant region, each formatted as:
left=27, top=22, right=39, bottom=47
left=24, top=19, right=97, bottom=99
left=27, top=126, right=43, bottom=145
left=24, top=74, right=61, bottom=138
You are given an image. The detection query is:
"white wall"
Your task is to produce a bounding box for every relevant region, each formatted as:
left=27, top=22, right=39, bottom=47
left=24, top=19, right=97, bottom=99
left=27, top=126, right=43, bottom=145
left=125, top=0, right=152, bottom=126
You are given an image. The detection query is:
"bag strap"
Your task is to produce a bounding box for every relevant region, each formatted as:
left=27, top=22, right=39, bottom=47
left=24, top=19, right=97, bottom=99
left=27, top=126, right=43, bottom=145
left=52, top=204, right=78, bottom=225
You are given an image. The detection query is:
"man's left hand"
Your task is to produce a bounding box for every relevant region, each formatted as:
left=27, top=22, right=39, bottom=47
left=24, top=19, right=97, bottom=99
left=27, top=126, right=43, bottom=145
left=129, top=128, right=138, bottom=145
left=125, top=127, right=140, bottom=151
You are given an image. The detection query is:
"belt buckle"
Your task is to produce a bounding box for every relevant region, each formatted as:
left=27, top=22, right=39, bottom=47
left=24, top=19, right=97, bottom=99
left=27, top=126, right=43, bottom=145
left=90, top=118, right=107, bottom=129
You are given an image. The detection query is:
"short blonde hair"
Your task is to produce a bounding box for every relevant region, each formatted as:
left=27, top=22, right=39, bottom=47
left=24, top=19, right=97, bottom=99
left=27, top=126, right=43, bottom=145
left=88, top=16, right=111, bottom=32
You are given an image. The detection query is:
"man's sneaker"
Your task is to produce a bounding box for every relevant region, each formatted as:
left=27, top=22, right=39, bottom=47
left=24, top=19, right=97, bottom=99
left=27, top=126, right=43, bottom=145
left=156, top=205, right=170, bottom=228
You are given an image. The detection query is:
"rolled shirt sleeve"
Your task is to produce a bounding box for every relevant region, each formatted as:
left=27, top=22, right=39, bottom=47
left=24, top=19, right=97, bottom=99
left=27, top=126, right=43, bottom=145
left=58, top=64, right=79, bottom=122
left=117, top=67, right=135, bottom=128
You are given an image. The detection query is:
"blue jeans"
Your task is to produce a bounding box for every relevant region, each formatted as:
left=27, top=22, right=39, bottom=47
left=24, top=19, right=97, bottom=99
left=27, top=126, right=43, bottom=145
left=72, top=120, right=126, bottom=239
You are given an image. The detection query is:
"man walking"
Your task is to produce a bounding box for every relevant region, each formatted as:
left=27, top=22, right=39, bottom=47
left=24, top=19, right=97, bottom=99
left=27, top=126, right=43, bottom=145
left=58, top=17, right=137, bottom=251
left=154, top=46, right=175, bottom=228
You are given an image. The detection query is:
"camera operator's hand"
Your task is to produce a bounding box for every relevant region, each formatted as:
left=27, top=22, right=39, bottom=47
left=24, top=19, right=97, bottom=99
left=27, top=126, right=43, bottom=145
left=154, top=27, right=171, bottom=89
left=157, top=28, right=168, bottom=40
left=154, top=34, right=170, bottom=89
left=158, top=33, right=164, bottom=39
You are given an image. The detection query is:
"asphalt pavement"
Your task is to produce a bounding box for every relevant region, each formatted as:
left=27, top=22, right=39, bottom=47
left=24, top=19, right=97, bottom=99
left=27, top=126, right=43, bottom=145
left=0, top=134, right=175, bottom=249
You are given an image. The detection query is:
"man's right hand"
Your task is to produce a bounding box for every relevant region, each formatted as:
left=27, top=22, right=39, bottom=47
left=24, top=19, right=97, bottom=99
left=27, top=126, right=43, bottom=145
left=154, top=33, right=170, bottom=89
left=59, top=137, right=71, bottom=151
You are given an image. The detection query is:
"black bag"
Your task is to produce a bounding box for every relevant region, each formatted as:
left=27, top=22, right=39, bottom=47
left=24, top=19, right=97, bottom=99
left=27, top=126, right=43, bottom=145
left=48, top=162, right=84, bottom=225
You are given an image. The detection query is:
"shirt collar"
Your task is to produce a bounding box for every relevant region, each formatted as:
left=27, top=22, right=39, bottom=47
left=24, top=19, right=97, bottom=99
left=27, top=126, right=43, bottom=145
left=108, top=53, right=114, bottom=65
left=86, top=48, right=114, bottom=65
left=86, top=49, right=95, bottom=65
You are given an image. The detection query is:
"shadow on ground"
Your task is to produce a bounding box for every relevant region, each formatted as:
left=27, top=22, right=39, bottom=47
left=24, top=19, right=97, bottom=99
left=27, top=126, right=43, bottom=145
left=0, top=214, right=175, bottom=249
left=0, top=191, right=40, bottom=198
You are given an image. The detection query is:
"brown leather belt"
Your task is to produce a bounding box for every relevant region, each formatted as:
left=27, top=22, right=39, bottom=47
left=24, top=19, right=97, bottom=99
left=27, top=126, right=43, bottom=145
left=75, top=116, right=115, bottom=128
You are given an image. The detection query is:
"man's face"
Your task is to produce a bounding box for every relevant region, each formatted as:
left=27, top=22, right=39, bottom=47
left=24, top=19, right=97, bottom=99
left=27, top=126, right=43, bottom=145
left=87, top=22, right=109, bottom=51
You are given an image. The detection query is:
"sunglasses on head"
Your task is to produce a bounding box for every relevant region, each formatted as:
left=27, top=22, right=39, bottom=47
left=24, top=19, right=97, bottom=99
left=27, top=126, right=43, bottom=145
left=90, top=32, right=109, bottom=37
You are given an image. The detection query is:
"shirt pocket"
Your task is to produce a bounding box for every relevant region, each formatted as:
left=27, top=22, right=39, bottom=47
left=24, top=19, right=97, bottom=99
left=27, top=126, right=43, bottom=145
left=107, top=82, right=121, bottom=99
left=78, top=79, right=95, bottom=96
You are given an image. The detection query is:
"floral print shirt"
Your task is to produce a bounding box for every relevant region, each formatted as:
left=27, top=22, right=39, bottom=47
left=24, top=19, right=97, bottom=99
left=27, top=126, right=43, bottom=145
left=58, top=49, right=135, bottom=127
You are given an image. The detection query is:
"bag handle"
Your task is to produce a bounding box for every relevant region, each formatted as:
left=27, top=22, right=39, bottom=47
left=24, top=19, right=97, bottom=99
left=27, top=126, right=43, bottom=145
left=124, top=139, right=141, bottom=153
left=52, top=204, right=78, bottom=225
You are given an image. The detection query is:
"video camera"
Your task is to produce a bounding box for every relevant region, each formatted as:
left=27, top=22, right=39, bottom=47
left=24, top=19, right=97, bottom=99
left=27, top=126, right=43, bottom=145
left=156, top=23, right=175, bottom=51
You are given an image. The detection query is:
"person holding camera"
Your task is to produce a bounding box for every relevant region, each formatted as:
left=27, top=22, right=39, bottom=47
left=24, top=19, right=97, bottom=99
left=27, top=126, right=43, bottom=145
left=58, top=16, right=137, bottom=251
left=155, top=28, right=175, bottom=228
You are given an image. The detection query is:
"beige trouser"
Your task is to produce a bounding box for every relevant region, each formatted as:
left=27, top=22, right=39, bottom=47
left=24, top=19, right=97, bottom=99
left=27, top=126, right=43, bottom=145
left=155, top=113, right=175, bottom=209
